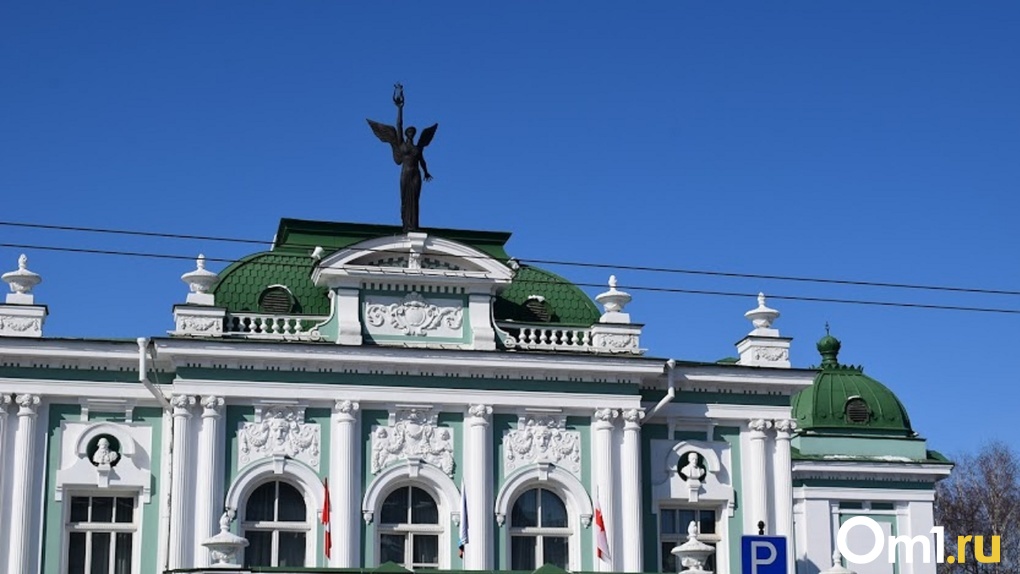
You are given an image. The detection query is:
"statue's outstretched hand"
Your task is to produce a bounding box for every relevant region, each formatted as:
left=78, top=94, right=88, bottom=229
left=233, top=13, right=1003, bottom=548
left=424, top=173, right=434, bottom=182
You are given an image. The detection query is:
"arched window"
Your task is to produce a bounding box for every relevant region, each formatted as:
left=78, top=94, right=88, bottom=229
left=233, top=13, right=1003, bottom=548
left=243, top=480, right=310, bottom=567
left=378, top=486, right=441, bottom=568
left=510, top=488, right=570, bottom=569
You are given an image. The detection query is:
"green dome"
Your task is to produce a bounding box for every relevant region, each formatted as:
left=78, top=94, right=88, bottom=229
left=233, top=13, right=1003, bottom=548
left=791, top=334, right=913, bottom=437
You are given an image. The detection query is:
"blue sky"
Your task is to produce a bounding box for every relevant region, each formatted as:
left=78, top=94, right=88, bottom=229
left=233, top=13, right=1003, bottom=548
left=2, top=2, right=1018, bottom=456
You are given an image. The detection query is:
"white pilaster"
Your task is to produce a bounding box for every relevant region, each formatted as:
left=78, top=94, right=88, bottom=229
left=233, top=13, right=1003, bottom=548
left=0, top=394, right=13, bottom=568
left=7, top=393, right=40, bottom=574
left=194, top=395, right=225, bottom=566
left=464, top=404, right=493, bottom=569
left=169, top=394, right=196, bottom=570
left=774, top=419, right=796, bottom=574
left=332, top=399, right=361, bottom=567
left=748, top=418, right=772, bottom=532
left=592, top=408, right=618, bottom=571
left=620, top=408, right=644, bottom=573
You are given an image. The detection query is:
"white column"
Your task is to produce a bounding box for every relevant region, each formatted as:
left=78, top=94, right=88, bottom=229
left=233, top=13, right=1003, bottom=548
left=464, top=404, right=493, bottom=569
left=620, top=408, right=644, bottom=573
left=7, top=393, right=40, bottom=574
left=774, top=419, right=796, bottom=574
left=592, top=408, right=618, bottom=571
left=194, top=395, right=225, bottom=566
left=0, top=394, right=11, bottom=536
left=747, top=418, right=772, bottom=533
left=332, top=399, right=361, bottom=567
left=169, top=394, right=196, bottom=570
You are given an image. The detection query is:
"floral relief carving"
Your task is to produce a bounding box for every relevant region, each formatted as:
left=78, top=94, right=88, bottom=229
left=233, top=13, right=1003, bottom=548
left=504, top=415, right=581, bottom=476
left=752, top=347, right=789, bottom=362
left=371, top=408, right=455, bottom=476
left=238, top=406, right=320, bottom=470
left=0, top=317, right=42, bottom=333
left=177, top=316, right=221, bottom=333
left=365, top=292, right=463, bottom=336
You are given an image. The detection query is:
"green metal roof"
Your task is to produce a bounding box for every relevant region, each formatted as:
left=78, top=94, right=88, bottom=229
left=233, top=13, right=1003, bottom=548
left=210, top=219, right=600, bottom=327
left=791, top=334, right=913, bottom=437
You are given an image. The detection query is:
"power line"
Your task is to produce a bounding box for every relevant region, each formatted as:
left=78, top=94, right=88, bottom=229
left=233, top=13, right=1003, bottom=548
left=1, top=219, right=1016, bottom=297
left=1, top=241, right=1018, bottom=315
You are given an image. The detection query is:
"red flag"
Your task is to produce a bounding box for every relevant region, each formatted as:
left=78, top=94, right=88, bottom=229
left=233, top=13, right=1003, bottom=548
left=322, top=478, right=332, bottom=560
left=594, top=488, right=611, bottom=563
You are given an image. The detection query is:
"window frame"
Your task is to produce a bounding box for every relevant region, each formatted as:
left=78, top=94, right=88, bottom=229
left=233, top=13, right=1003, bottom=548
left=375, top=485, right=444, bottom=569
left=240, top=479, right=314, bottom=568
left=508, top=487, right=573, bottom=571
left=657, top=505, right=722, bottom=574
left=62, top=491, right=141, bottom=574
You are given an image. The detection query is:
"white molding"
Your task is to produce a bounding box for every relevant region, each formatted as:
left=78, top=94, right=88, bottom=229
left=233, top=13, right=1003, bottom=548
left=794, top=486, right=936, bottom=503
left=652, top=403, right=793, bottom=423
left=493, top=463, right=592, bottom=571
left=361, top=458, right=461, bottom=525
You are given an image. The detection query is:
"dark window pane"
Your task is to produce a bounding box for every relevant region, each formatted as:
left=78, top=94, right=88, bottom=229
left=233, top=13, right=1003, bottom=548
left=511, top=536, right=536, bottom=570
left=412, top=534, right=439, bottom=565
left=278, top=531, right=306, bottom=566
left=244, top=531, right=273, bottom=567
left=115, top=498, right=134, bottom=523
left=410, top=487, right=438, bottom=524
left=70, top=497, right=90, bottom=523
left=114, top=533, right=133, bottom=574
left=68, top=532, right=87, bottom=574
left=699, top=510, right=716, bottom=535
left=277, top=482, right=306, bottom=522
left=543, top=536, right=569, bottom=568
left=380, top=533, right=406, bottom=565
left=512, top=490, right=538, bottom=527
left=661, top=509, right=677, bottom=535
left=661, top=542, right=677, bottom=573
left=246, top=483, right=276, bottom=522
left=92, top=532, right=111, bottom=574
left=92, top=497, right=115, bottom=523
left=541, top=490, right=567, bottom=528
left=678, top=509, right=696, bottom=535
left=381, top=487, right=409, bottom=524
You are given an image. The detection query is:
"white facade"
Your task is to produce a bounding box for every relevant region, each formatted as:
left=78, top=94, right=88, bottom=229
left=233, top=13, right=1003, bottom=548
left=0, top=223, right=951, bottom=574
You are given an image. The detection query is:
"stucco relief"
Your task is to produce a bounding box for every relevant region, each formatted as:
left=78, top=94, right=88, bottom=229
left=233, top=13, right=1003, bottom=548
left=371, top=408, right=455, bottom=476
left=364, top=292, right=463, bottom=337
left=504, top=414, right=582, bottom=477
left=238, top=405, right=320, bottom=470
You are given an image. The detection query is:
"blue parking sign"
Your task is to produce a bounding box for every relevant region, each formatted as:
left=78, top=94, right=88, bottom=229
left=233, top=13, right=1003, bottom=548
left=741, top=535, right=788, bottom=574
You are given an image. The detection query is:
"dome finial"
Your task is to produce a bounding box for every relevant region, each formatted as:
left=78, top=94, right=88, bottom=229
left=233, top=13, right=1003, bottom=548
left=817, top=324, right=841, bottom=368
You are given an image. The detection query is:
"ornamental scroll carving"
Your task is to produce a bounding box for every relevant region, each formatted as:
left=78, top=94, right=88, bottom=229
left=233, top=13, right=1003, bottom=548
left=371, top=408, right=455, bottom=476
left=504, top=414, right=581, bottom=477
left=752, top=347, right=789, bottom=362
left=238, top=406, right=320, bottom=470
left=0, top=317, right=41, bottom=333
left=365, top=292, right=463, bottom=336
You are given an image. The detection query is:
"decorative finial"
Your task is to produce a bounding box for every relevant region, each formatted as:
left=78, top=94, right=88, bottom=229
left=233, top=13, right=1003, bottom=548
left=3, top=253, right=42, bottom=302
left=825, top=321, right=830, bottom=335
left=181, top=254, right=219, bottom=305
left=832, top=548, right=841, bottom=567
left=687, top=520, right=698, bottom=539
left=595, top=274, right=632, bottom=321
left=744, top=292, right=780, bottom=331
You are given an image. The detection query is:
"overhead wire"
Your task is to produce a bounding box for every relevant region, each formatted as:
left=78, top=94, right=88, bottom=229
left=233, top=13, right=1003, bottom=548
left=1, top=240, right=1018, bottom=315
left=0, top=220, right=1017, bottom=297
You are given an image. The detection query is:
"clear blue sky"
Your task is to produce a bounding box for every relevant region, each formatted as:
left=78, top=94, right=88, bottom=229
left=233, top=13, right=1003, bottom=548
left=2, top=2, right=1018, bottom=456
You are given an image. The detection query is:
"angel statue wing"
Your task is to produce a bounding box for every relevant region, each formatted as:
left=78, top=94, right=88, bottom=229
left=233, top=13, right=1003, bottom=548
left=366, top=119, right=401, bottom=164
left=417, top=123, right=439, bottom=149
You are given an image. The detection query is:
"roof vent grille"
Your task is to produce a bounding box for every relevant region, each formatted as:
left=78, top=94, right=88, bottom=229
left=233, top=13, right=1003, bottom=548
left=845, top=397, right=871, bottom=424
left=259, top=286, right=295, bottom=314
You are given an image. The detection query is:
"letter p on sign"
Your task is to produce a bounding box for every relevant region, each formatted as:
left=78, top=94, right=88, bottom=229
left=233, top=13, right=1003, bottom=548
left=742, top=536, right=788, bottom=574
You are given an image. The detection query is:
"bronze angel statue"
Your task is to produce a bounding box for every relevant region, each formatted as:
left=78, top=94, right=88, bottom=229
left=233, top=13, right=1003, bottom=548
left=367, top=84, right=438, bottom=232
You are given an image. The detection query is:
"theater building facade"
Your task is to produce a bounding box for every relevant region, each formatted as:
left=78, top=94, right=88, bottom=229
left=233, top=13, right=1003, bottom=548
left=0, top=219, right=951, bottom=574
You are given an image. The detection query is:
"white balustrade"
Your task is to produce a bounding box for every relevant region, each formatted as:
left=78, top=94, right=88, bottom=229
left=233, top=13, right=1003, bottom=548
left=223, top=313, right=327, bottom=341
left=498, top=323, right=596, bottom=352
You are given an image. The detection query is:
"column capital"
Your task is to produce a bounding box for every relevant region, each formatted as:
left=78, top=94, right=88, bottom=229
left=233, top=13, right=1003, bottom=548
left=334, top=399, right=360, bottom=422
left=466, top=404, right=492, bottom=425
left=0, top=393, right=11, bottom=415
left=774, top=419, right=797, bottom=438
left=621, top=408, right=644, bottom=429
left=592, top=408, right=619, bottom=429
left=201, top=395, right=225, bottom=417
left=15, top=393, right=40, bottom=416
left=170, top=394, right=196, bottom=416
left=748, top=418, right=772, bottom=437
